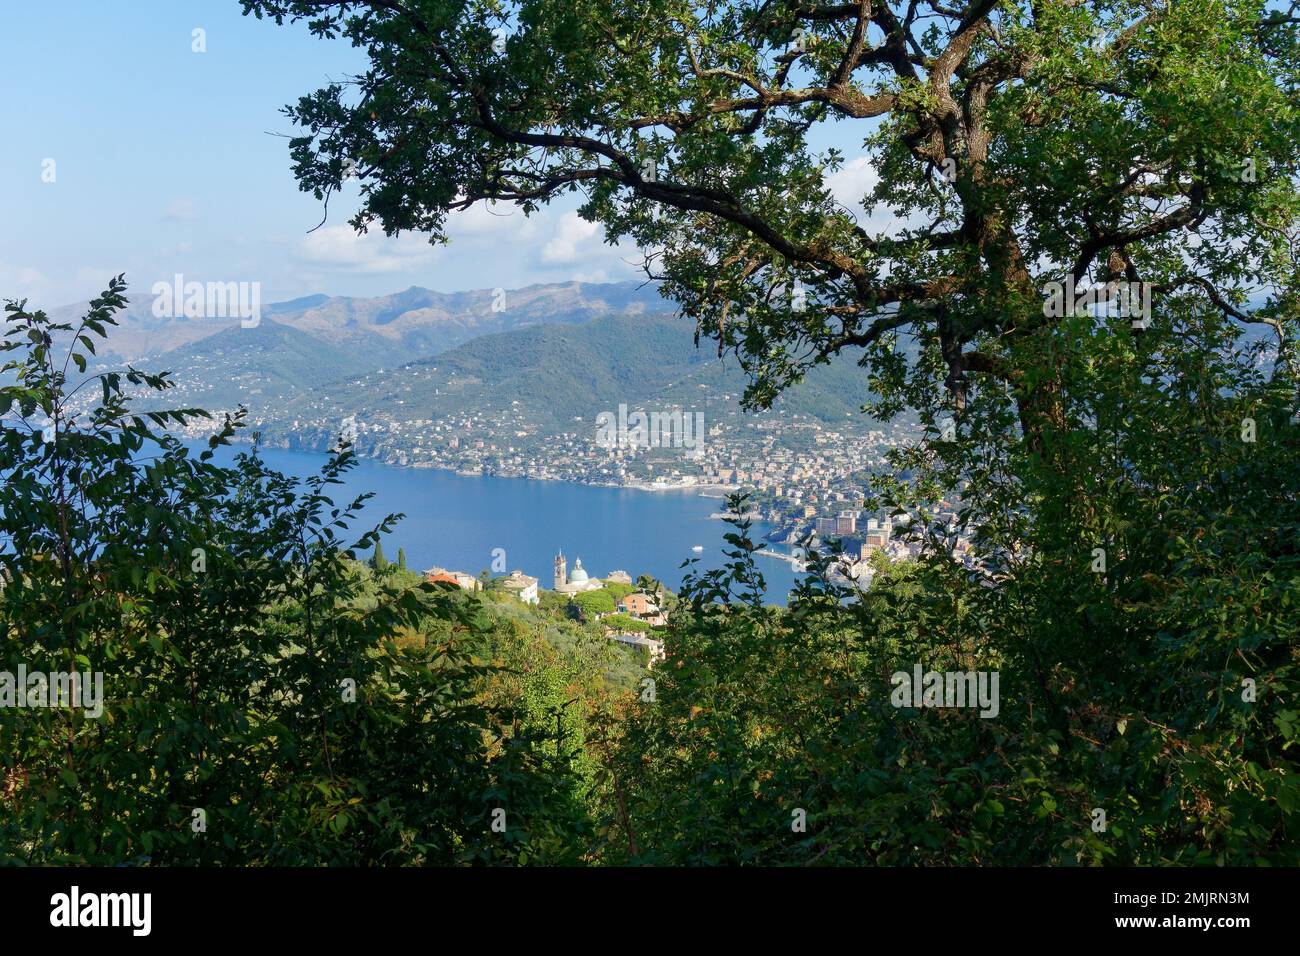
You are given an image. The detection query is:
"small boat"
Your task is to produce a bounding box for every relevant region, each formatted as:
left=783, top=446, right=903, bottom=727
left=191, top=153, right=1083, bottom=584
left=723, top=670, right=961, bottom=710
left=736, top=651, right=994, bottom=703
left=691, top=545, right=704, bottom=552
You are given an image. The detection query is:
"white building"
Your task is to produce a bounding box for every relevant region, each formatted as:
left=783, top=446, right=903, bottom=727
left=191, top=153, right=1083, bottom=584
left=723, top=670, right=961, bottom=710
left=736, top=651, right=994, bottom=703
left=553, top=551, right=605, bottom=595
left=500, top=569, right=539, bottom=605
left=607, top=631, right=665, bottom=664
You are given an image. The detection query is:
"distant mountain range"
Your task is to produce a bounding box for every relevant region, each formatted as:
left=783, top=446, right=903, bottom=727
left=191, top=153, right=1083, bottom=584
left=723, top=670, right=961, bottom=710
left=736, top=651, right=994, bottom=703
left=49, top=278, right=664, bottom=406
left=41, top=278, right=895, bottom=443
left=256, top=311, right=881, bottom=442
left=50, top=279, right=666, bottom=366
left=23, top=278, right=1276, bottom=456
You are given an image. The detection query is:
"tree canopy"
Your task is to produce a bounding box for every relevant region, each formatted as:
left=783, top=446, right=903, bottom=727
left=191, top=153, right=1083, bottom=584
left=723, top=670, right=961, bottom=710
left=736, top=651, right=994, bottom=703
left=236, top=0, right=1300, bottom=863
left=244, top=0, right=1300, bottom=435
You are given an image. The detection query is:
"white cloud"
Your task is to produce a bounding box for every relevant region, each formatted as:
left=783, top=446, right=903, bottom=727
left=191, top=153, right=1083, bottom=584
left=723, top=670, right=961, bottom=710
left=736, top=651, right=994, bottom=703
left=0, top=262, right=50, bottom=303
left=16, top=266, right=46, bottom=286
left=568, top=267, right=614, bottom=283
left=825, top=154, right=917, bottom=235
left=164, top=198, right=200, bottom=222
left=0, top=264, right=133, bottom=309
left=826, top=156, right=879, bottom=211
left=297, top=225, right=438, bottom=274
left=448, top=200, right=540, bottom=239
left=540, top=212, right=601, bottom=264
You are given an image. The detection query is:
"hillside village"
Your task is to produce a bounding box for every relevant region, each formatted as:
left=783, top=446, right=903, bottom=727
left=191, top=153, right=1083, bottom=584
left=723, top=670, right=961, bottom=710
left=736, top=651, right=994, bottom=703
left=421, top=485, right=976, bottom=654
left=68, top=277, right=980, bottom=586
left=424, top=552, right=669, bottom=664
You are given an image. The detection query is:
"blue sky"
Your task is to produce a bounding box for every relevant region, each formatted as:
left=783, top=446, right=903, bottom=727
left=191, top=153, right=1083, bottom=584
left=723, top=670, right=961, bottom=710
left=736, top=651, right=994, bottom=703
left=0, top=0, right=874, bottom=309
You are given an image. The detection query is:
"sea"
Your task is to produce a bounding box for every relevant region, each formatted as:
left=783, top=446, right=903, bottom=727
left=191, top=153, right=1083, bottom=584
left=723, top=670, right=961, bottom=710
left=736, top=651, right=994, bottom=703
left=198, top=443, right=804, bottom=605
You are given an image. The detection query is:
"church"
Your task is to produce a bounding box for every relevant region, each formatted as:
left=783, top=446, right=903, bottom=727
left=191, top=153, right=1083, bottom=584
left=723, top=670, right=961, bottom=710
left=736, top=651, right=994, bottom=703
left=553, top=550, right=606, bottom=595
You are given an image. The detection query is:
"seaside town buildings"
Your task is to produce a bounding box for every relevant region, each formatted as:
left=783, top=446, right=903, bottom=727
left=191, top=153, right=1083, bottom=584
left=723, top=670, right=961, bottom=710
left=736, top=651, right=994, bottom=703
left=498, top=569, right=540, bottom=605
left=424, top=556, right=670, bottom=663
left=166, top=394, right=975, bottom=595
left=423, top=567, right=482, bottom=591
left=553, top=552, right=605, bottom=594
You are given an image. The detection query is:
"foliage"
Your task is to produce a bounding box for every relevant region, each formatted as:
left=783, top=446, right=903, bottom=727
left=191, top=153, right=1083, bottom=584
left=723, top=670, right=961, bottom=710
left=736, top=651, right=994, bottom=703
left=604, top=613, right=650, bottom=634
left=609, top=350, right=1300, bottom=865
left=570, top=589, right=618, bottom=618
left=0, top=282, right=597, bottom=865
left=241, top=0, right=1300, bottom=866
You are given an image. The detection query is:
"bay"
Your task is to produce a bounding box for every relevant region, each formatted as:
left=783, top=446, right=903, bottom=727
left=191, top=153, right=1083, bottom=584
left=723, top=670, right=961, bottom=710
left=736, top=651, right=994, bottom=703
left=202, top=443, right=802, bottom=605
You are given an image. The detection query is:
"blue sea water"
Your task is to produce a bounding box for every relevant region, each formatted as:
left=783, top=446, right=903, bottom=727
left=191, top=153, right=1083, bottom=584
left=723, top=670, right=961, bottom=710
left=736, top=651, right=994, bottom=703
left=201, top=443, right=803, bottom=604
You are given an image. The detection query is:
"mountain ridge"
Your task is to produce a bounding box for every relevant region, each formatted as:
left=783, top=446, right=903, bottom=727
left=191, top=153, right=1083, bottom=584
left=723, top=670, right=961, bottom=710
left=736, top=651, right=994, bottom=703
left=46, top=278, right=667, bottom=365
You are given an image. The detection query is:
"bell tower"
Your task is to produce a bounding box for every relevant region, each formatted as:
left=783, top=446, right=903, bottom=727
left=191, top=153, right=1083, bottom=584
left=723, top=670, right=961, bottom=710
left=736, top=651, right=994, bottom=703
left=554, top=550, right=567, bottom=590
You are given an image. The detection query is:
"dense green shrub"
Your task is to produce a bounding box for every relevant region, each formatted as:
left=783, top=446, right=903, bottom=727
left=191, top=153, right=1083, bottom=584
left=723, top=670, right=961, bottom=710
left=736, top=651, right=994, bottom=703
left=0, top=282, right=595, bottom=865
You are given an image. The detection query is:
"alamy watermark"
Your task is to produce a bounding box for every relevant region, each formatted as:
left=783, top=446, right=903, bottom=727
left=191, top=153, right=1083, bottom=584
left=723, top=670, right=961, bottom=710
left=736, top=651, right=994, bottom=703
left=1042, top=277, right=1152, bottom=329
left=50, top=886, right=150, bottom=936
left=0, top=666, right=104, bottom=718
left=151, top=273, right=261, bottom=328
left=890, top=664, right=1000, bottom=718
left=595, top=404, right=705, bottom=458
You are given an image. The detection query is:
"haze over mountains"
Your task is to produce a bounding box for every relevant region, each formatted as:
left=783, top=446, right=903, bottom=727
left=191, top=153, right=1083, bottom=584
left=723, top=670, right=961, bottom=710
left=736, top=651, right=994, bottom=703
left=255, top=313, right=879, bottom=450
left=50, top=279, right=666, bottom=365
left=42, top=278, right=892, bottom=448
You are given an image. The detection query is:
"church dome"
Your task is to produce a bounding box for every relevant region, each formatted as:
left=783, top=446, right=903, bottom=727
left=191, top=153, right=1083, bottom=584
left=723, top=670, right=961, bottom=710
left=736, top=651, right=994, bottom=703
left=569, top=559, right=589, bottom=584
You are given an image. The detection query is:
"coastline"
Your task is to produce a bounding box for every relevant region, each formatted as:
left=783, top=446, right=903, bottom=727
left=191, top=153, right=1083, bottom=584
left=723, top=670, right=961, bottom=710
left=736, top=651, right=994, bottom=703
left=191, top=432, right=744, bottom=500
left=753, top=548, right=801, bottom=565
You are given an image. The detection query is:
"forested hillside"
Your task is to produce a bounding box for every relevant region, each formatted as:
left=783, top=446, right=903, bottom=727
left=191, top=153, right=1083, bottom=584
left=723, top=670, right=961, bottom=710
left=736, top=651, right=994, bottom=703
left=254, top=312, right=898, bottom=442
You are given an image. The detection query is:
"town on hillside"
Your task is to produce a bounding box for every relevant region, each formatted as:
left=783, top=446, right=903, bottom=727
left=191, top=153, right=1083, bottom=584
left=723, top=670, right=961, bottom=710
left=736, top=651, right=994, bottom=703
left=423, top=551, right=667, bottom=664
left=168, top=399, right=983, bottom=567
